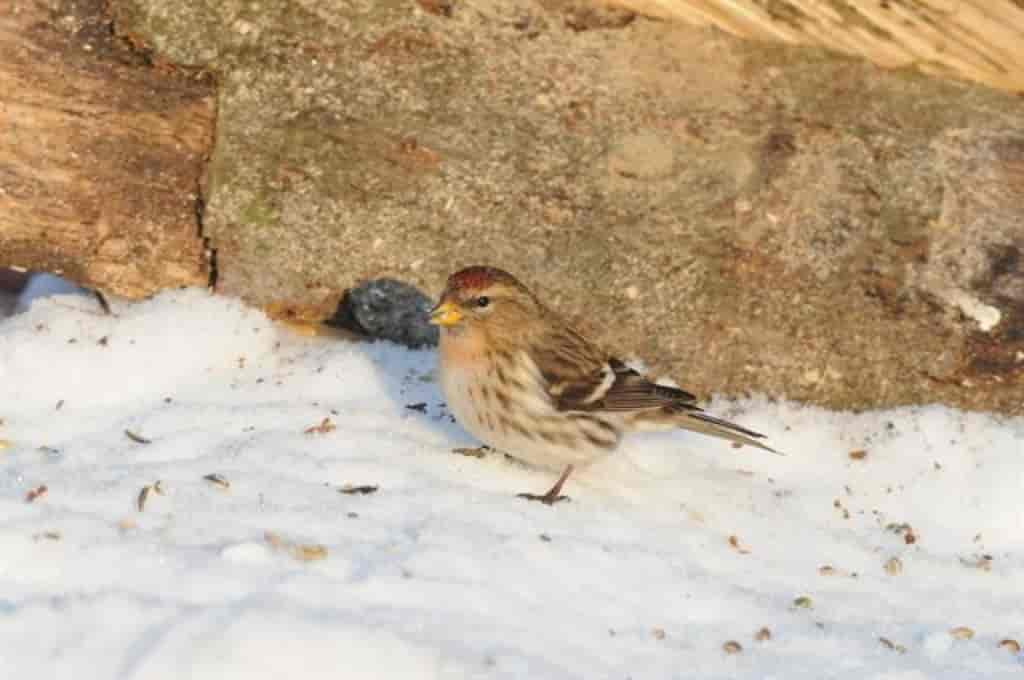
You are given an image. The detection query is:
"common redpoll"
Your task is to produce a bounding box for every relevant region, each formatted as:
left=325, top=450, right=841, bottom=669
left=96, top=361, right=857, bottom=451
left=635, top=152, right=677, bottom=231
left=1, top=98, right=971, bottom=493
left=430, top=266, right=777, bottom=504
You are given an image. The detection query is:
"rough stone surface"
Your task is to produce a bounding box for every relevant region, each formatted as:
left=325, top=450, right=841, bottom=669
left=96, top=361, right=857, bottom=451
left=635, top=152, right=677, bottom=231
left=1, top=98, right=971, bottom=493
left=112, top=0, right=1024, bottom=414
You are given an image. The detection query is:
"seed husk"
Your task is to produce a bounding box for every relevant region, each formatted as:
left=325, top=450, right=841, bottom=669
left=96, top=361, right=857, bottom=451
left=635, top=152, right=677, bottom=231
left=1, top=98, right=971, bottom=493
left=950, top=626, right=975, bottom=640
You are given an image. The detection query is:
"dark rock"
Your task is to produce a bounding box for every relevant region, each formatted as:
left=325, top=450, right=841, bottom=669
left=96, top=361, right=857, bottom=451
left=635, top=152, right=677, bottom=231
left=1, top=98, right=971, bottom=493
left=327, top=279, right=438, bottom=349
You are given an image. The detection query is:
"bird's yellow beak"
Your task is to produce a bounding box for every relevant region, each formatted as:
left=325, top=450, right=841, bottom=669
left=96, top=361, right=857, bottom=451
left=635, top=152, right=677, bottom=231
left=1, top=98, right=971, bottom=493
left=429, top=301, right=463, bottom=326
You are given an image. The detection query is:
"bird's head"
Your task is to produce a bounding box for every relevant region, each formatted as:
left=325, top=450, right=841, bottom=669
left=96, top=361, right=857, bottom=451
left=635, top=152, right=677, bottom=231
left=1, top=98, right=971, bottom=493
left=429, top=266, right=537, bottom=333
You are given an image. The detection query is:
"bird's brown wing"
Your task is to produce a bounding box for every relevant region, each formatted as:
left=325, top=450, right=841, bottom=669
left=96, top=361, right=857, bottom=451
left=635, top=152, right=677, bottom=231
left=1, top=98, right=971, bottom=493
left=531, top=325, right=776, bottom=451
left=530, top=322, right=696, bottom=412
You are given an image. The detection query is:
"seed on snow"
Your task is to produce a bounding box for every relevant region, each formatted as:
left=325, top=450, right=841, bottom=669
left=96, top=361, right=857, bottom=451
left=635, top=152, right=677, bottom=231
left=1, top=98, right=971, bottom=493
left=754, top=627, right=772, bottom=642
left=338, top=484, right=379, bottom=495
left=25, top=485, right=48, bottom=503
left=883, top=557, right=903, bottom=575
left=137, top=485, right=152, bottom=511
left=793, top=596, right=813, bottom=609
left=203, top=473, right=230, bottom=489
left=950, top=626, right=975, bottom=640
left=878, top=637, right=906, bottom=653
left=124, top=430, right=152, bottom=444
left=998, top=639, right=1021, bottom=653
left=722, top=640, right=742, bottom=654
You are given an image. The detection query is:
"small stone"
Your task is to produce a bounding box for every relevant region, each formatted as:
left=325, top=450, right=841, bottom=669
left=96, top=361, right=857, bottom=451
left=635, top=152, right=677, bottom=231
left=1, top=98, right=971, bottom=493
left=848, top=449, right=867, bottom=460
left=327, top=279, right=439, bottom=348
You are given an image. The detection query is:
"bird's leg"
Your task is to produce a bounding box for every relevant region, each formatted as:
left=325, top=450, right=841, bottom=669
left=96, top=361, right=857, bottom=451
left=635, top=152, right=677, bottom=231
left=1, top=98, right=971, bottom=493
left=451, top=445, right=491, bottom=458
left=517, top=464, right=574, bottom=505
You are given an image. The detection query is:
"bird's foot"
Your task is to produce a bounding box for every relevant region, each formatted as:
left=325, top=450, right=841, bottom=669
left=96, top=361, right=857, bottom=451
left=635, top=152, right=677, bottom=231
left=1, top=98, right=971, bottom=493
left=516, top=464, right=574, bottom=506
left=516, top=490, right=571, bottom=505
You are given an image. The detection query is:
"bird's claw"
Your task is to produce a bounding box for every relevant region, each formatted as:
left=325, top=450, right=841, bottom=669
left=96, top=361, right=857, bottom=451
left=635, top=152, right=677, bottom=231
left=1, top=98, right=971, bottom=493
left=516, top=491, right=571, bottom=505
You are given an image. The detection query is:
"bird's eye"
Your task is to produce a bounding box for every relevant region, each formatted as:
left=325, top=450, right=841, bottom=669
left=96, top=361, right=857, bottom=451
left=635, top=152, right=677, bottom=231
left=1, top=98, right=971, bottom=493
left=475, top=296, right=490, bottom=308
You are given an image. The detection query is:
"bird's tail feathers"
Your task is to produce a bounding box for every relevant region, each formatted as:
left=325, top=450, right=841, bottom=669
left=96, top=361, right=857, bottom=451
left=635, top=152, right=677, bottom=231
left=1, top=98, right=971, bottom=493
left=674, top=409, right=782, bottom=455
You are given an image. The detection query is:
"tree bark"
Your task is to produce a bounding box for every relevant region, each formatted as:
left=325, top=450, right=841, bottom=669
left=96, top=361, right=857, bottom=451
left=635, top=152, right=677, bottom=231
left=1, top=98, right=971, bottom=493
left=0, top=0, right=216, bottom=299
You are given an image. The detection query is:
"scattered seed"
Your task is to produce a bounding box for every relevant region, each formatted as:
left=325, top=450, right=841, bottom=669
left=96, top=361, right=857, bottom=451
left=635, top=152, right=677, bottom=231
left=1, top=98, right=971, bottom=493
left=25, top=484, right=48, bottom=503
left=125, top=430, right=152, bottom=444
left=959, top=554, right=993, bottom=571
left=848, top=449, right=867, bottom=460
left=818, top=565, right=836, bottom=576
left=203, top=473, right=231, bottom=489
left=137, top=485, right=153, bottom=511
left=998, top=639, right=1021, bottom=653
left=539, top=533, right=552, bottom=542
left=117, top=518, right=137, bottom=532
left=264, top=531, right=328, bottom=562
left=754, top=627, right=772, bottom=642
left=346, top=512, right=359, bottom=519
left=56, top=399, right=64, bottom=410
left=904, top=529, right=917, bottom=545
left=884, top=557, right=903, bottom=576
left=950, top=626, right=975, bottom=640
left=338, top=484, right=379, bottom=495
left=404, top=402, right=428, bottom=413
left=97, top=336, right=109, bottom=346
left=292, top=543, right=328, bottom=562
left=33, top=530, right=61, bottom=541
left=452, top=446, right=487, bottom=458
left=879, top=637, right=907, bottom=653
left=728, top=535, right=751, bottom=554
left=722, top=640, right=742, bottom=654
left=793, top=596, right=813, bottom=609
left=304, top=417, right=336, bottom=434
left=651, top=628, right=666, bottom=640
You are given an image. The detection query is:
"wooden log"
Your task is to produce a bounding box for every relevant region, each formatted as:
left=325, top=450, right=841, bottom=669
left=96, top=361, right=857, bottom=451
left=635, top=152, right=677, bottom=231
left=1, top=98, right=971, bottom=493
left=0, top=0, right=216, bottom=299
left=611, top=0, right=1024, bottom=93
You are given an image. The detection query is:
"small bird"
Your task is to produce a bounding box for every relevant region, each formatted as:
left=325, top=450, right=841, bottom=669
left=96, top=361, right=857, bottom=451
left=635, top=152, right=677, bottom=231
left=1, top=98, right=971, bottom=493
left=429, top=266, right=777, bottom=504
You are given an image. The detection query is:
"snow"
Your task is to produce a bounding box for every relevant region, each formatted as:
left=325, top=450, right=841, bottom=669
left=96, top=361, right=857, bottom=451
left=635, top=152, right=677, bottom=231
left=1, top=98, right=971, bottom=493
left=1, top=289, right=1023, bottom=679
